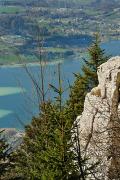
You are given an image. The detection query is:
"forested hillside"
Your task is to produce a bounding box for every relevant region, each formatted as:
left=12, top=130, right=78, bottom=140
left=0, top=0, right=119, bottom=64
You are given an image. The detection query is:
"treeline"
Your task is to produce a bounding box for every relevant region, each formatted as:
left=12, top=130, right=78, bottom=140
left=0, top=34, right=109, bottom=179
left=1, top=0, right=118, bottom=9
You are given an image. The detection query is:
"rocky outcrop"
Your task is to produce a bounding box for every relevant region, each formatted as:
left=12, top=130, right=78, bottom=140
left=76, top=56, right=120, bottom=179
left=0, top=128, right=24, bottom=153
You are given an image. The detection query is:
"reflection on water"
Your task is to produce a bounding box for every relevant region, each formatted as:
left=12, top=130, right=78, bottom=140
left=0, top=57, right=82, bottom=129
left=0, top=40, right=120, bottom=129
left=0, top=109, right=13, bottom=118
left=0, top=87, right=25, bottom=96
left=1, top=59, right=63, bottom=68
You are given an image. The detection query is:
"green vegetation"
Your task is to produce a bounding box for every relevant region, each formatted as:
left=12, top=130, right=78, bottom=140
left=10, top=103, right=77, bottom=179
left=45, top=47, right=67, bottom=53
left=0, top=130, right=11, bottom=178
left=0, top=0, right=119, bottom=65
left=0, top=34, right=108, bottom=179
left=0, top=6, right=25, bottom=14
left=73, top=0, right=94, bottom=4
left=3, top=66, right=82, bottom=179
left=0, top=0, right=119, bottom=178
left=67, top=34, right=109, bottom=118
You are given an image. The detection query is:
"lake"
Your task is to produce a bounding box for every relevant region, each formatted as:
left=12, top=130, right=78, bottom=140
left=0, top=39, right=120, bottom=130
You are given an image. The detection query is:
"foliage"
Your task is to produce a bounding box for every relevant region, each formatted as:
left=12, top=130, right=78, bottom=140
left=67, top=34, right=110, bottom=119
left=8, top=64, right=96, bottom=179
left=11, top=102, right=78, bottom=179
left=2, top=35, right=109, bottom=179
left=0, top=130, right=14, bottom=179
left=9, top=64, right=79, bottom=179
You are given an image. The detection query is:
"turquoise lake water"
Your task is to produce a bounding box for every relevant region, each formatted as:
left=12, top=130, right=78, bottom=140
left=0, top=40, right=120, bottom=129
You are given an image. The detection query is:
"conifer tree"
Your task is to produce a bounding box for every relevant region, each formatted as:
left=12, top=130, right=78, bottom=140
left=10, top=65, right=78, bottom=180
left=67, top=34, right=109, bottom=118
left=6, top=34, right=108, bottom=179
left=0, top=130, right=13, bottom=179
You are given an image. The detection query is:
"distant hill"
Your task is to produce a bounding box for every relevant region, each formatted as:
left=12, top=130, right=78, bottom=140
left=0, top=0, right=120, bottom=8
left=0, top=0, right=119, bottom=64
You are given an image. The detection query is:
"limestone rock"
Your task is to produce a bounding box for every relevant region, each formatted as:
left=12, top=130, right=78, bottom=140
left=76, top=56, right=120, bottom=179
left=0, top=128, right=24, bottom=153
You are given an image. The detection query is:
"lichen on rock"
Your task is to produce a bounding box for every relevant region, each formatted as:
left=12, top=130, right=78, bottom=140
left=76, top=56, right=120, bottom=179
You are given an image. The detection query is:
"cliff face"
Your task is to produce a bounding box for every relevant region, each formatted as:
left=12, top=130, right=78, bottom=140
left=76, top=56, right=120, bottom=179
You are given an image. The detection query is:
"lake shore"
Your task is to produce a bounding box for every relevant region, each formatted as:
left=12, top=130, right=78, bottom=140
left=0, top=39, right=120, bottom=69
left=0, top=39, right=120, bottom=130
left=0, top=59, right=64, bottom=68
